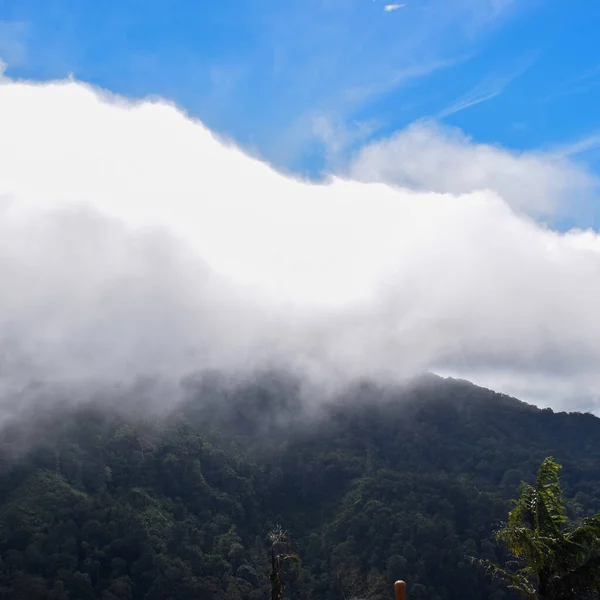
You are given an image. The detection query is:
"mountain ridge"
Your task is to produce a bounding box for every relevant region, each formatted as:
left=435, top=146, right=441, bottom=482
left=0, top=374, right=599, bottom=599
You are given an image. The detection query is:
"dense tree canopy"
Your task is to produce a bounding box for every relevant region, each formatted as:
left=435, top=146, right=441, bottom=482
left=1, top=373, right=600, bottom=600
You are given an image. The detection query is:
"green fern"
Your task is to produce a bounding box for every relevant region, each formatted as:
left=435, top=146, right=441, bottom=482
left=483, top=457, right=600, bottom=599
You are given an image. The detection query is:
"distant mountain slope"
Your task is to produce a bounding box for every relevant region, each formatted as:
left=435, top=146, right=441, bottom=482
left=0, top=373, right=599, bottom=599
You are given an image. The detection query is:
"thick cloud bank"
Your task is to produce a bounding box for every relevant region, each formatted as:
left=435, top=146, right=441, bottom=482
left=1, top=74, right=600, bottom=414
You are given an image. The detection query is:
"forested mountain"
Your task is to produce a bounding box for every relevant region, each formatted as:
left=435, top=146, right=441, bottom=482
left=1, top=372, right=600, bottom=600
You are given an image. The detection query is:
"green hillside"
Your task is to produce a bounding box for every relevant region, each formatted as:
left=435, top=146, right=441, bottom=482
left=1, top=374, right=599, bottom=600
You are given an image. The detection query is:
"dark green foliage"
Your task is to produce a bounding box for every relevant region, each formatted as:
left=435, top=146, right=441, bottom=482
left=485, top=457, right=600, bottom=599
left=0, top=374, right=600, bottom=600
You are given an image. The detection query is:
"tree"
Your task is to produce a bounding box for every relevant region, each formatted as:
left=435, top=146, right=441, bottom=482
left=268, top=526, right=300, bottom=600
left=485, top=457, right=600, bottom=599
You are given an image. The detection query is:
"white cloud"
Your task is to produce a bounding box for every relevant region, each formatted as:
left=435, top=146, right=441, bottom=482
left=0, top=75, right=600, bottom=417
left=348, top=120, right=596, bottom=217
left=384, top=4, right=407, bottom=12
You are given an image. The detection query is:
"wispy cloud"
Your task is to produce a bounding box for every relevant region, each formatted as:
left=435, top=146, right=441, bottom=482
left=275, top=58, right=459, bottom=167
left=554, top=132, right=600, bottom=158
left=0, top=20, right=29, bottom=68
left=192, top=0, right=528, bottom=170
left=384, top=4, right=407, bottom=12
left=341, top=58, right=461, bottom=107
left=437, top=83, right=503, bottom=119
left=544, top=64, right=600, bottom=103
left=437, top=52, right=538, bottom=119
left=490, top=0, right=516, bottom=18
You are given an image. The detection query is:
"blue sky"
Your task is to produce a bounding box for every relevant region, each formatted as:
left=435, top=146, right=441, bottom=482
left=1, top=0, right=600, bottom=216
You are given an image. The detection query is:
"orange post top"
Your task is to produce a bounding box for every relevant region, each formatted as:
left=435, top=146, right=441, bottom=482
left=394, top=580, right=406, bottom=600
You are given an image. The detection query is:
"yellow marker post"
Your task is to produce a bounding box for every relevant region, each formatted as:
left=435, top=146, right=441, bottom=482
left=394, top=580, right=406, bottom=600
